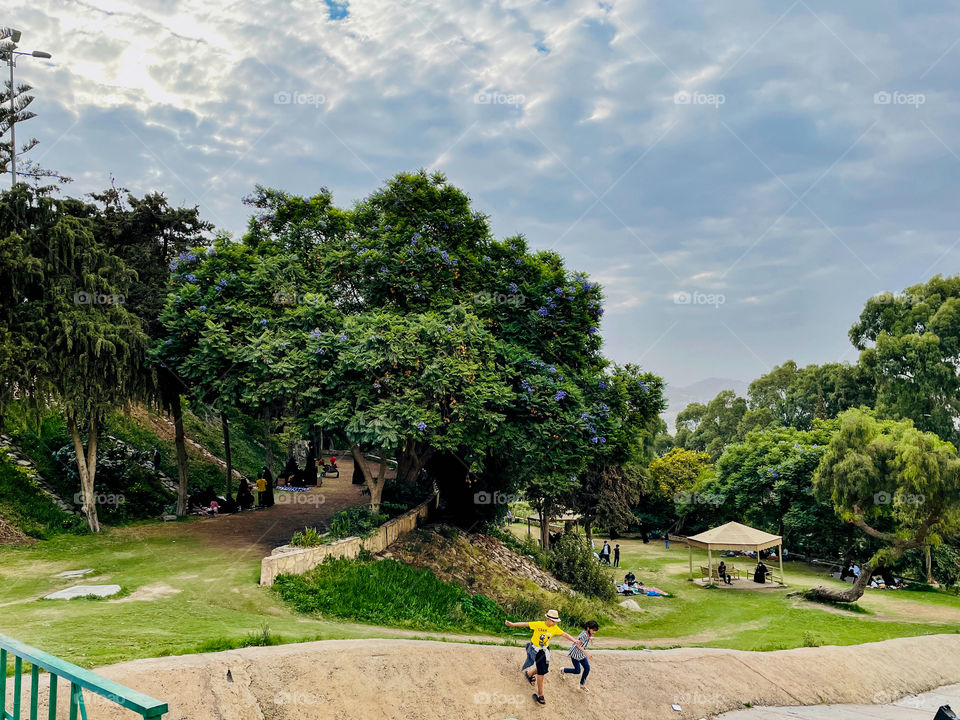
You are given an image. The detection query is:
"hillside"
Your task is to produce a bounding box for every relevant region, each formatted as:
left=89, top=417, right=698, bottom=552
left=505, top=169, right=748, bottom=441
left=662, top=377, right=750, bottom=431
left=0, top=401, right=282, bottom=538
left=8, top=634, right=960, bottom=720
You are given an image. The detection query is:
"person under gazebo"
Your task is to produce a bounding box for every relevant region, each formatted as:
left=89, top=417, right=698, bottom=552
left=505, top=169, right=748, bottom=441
left=753, top=560, right=769, bottom=583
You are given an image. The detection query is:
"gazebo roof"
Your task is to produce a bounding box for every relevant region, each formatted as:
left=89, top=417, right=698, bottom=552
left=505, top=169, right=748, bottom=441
left=685, top=521, right=782, bottom=552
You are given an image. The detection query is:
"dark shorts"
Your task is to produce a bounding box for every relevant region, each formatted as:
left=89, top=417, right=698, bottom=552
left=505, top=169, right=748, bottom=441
left=525, top=642, right=550, bottom=675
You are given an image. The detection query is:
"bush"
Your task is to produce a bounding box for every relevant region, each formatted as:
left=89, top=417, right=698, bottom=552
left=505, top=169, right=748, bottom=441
left=274, top=557, right=507, bottom=633
left=327, top=507, right=388, bottom=539
left=547, top=534, right=615, bottom=600
left=290, top=527, right=325, bottom=547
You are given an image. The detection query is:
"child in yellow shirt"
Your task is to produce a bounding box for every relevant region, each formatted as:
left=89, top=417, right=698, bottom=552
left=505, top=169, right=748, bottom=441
left=506, top=609, right=584, bottom=706
left=255, top=476, right=267, bottom=507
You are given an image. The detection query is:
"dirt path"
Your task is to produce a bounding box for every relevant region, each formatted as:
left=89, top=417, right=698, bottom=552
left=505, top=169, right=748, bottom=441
left=14, top=633, right=960, bottom=720
left=144, top=459, right=369, bottom=553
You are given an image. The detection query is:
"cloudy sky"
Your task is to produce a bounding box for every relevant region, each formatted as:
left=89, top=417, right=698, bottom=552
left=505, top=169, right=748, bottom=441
left=6, top=0, right=960, bottom=392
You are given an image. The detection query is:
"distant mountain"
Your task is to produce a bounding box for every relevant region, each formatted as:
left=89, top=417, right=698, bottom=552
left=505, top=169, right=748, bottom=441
left=661, top=377, right=750, bottom=432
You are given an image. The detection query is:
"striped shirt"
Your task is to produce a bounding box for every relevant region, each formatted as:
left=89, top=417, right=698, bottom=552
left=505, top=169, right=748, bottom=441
left=569, top=630, right=590, bottom=661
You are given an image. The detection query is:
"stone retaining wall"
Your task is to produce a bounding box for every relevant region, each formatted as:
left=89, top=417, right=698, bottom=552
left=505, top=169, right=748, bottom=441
left=259, top=494, right=438, bottom=586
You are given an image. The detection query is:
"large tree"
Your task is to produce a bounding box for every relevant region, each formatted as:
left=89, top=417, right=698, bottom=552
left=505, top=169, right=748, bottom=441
left=674, top=389, right=747, bottom=459
left=804, top=408, right=960, bottom=603
left=0, top=185, right=147, bottom=531
left=851, top=276, right=960, bottom=445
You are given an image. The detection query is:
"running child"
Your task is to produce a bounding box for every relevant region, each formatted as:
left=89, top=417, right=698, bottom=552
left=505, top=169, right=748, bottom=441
left=562, top=620, right=598, bottom=691
left=505, top=609, right=584, bottom=706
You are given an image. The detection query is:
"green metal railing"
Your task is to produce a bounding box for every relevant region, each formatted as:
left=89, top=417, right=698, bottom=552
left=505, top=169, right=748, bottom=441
left=0, top=634, right=167, bottom=720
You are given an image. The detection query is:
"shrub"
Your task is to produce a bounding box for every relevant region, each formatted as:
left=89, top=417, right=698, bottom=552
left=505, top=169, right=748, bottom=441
left=274, top=557, right=507, bottom=633
left=327, top=507, right=388, bottom=539
left=290, top=527, right=325, bottom=547
left=547, top=534, right=615, bottom=600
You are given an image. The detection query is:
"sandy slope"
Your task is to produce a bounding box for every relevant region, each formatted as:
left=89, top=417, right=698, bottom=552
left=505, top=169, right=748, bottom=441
left=17, top=634, right=960, bottom=720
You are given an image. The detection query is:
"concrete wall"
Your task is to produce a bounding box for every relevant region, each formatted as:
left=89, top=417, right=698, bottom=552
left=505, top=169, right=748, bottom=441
left=259, top=494, right=437, bottom=586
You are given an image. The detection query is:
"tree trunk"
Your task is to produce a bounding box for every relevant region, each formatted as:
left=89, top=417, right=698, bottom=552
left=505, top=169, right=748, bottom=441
left=220, top=410, right=233, bottom=497
left=803, top=561, right=874, bottom=603
left=172, top=393, right=189, bottom=517
left=584, top=519, right=593, bottom=543
left=66, top=413, right=100, bottom=533
left=926, top=546, right=935, bottom=584
left=262, top=407, right=274, bottom=475
left=540, top=509, right=551, bottom=551
left=350, top=443, right=388, bottom=513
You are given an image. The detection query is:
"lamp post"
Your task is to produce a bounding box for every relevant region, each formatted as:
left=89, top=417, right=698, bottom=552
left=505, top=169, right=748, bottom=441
left=1, top=28, right=52, bottom=187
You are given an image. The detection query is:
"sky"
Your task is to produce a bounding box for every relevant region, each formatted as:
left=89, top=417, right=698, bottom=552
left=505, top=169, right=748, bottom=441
left=5, top=0, right=960, bottom=391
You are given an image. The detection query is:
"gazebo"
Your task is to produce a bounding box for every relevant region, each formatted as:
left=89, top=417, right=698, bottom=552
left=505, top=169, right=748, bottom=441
left=685, top=521, right=784, bottom=585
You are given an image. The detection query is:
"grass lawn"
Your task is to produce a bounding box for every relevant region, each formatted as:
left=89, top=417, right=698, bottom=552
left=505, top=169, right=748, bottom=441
left=508, top=525, right=960, bottom=650
left=3, top=521, right=960, bottom=670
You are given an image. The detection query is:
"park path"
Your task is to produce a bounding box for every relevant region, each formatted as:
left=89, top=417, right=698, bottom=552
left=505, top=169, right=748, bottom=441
left=718, top=683, right=960, bottom=719
left=172, top=456, right=368, bottom=553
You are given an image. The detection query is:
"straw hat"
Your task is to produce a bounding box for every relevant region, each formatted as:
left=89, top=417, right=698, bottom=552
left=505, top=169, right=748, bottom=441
left=544, top=609, right=561, bottom=621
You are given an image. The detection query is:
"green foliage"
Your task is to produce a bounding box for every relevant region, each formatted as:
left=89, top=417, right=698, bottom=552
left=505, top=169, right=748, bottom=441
left=0, top=451, right=82, bottom=537
left=675, top=390, right=748, bottom=459
left=547, top=533, right=615, bottom=600
left=52, top=438, right=172, bottom=522
left=273, top=556, right=507, bottom=633
left=290, top=527, right=325, bottom=547
left=814, top=409, right=960, bottom=568
left=327, top=506, right=388, bottom=539
left=851, top=276, right=960, bottom=445
left=705, top=423, right=853, bottom=556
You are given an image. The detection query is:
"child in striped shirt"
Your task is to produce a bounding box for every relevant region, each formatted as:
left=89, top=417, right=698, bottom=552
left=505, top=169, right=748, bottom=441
left=562, top=620, right=598, bottom=691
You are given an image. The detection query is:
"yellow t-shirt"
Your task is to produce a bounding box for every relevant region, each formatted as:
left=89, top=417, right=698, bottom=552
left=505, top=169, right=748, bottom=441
left=256, top=478, right=267, bottom=492
left=528, top=621, right=564, bottom=648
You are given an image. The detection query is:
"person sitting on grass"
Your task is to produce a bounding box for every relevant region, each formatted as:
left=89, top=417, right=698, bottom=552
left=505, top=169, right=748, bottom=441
left=506, top=609, right=585, bottom=706
left=562, top=620, right=598, bottom=691
left=237, top=479, right=255, bottom=510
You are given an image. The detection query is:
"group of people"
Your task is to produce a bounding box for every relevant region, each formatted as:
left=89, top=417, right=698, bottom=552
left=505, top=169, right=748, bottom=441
left=596, top=540, right=620, bottom=567
left=839, top=563, right=903, bottom=589
left=506, top=610, right=600, bottom=705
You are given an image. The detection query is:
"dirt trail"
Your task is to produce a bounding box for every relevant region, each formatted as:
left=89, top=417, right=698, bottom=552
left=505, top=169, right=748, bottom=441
left=13, top=634, right=960, bottom=720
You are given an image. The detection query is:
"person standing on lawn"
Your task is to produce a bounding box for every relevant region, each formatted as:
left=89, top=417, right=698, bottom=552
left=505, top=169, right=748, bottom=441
left=613, top=544, right=620, bottom=568
left=506, top=609, right=585, bottom=706
left=562, top=620, right=598, bottom=691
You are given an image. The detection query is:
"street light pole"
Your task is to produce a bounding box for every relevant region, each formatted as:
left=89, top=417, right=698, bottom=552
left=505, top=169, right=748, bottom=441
left=8, top=49, right=14, bottom=186
left=1, top=28, right=52, bottom=188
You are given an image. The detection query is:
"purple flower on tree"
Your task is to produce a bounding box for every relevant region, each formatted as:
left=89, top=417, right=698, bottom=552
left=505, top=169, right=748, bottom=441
left=509, top=283, right=518, bottom=292
left=417, top=422, right=427, bottom=431
left=554, top=390, right=567, bottom=401
left=537, top=307, right=549, bottom=317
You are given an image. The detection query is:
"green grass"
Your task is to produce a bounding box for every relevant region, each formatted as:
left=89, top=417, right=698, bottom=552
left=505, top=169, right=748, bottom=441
left=507, top=524, right=960, bottom=651
left=274, top=556, right=507, bottom=633
left=2, top=518, right=960, bottom=671
left=0, top=452, right=83, bottom=538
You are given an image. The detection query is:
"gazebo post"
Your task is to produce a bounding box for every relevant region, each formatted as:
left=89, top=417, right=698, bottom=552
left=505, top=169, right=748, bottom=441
left=707, top=546, right=713, bottom=587
left=688, top=544, right=693, bottom=580
left=778, top=541, right=784, bottom=585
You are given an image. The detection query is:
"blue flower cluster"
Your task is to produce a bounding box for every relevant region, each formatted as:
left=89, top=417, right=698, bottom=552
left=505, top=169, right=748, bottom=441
left=520, top=380, right=534, bottom=393
left=553, top=390, right=567, bottom=401
left=417, top=422, right=427, bottom=431
left=310, top=329, right=323, bottom=339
